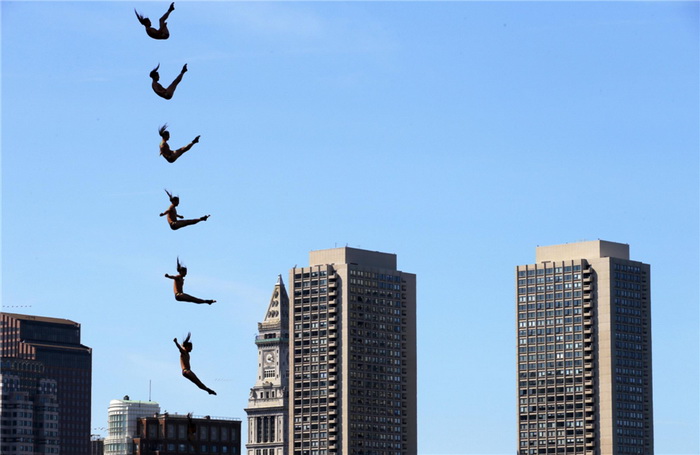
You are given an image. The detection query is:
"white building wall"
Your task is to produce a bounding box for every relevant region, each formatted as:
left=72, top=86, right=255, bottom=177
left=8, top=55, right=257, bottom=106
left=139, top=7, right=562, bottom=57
left=104, top=398, right=160, bottom=455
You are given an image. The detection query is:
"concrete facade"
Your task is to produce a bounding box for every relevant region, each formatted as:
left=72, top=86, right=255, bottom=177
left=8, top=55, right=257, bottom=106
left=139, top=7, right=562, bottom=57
left=516, top=240, right=653, bottom=455
left=289, top=247, right=417, bottom=455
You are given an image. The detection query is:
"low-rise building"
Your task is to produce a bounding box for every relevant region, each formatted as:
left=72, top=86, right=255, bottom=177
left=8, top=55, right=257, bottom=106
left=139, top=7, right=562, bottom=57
left=134, top=413, right=241, bottom=455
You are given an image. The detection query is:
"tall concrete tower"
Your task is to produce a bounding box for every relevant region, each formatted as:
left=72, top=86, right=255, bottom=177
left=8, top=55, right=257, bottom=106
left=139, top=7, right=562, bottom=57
left=288, top=247, right=417, bottom=455
left=246, top=276, right=290, bottom=455
left=515, top=240, right=653, bottom=455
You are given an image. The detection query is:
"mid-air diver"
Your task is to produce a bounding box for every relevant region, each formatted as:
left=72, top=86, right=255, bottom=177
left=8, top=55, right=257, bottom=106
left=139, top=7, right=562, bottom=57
left=165, top=258, right=216, bottom=305
left=135, top=2, right=175, bottom=40
left=150, top=63, right=188, bottom=100
left=160, top=189, right=210, bottom=230
left=158, top=124, right=200, bottom=163
left=174, top=333, right=217, bottom=395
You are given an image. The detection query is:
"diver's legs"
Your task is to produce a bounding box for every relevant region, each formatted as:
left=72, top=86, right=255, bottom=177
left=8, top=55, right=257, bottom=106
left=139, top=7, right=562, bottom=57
left=164, top=66, right=186, bottom=98
left=169, top=216, right=208, bottom=230
left=175, top=293, right=215, bottom=305
left=183, top=370, right=217, bottom=395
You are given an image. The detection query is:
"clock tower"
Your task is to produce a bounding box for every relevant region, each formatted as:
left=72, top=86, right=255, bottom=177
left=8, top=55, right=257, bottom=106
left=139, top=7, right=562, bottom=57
left=245, top=275, right=289, bottom=455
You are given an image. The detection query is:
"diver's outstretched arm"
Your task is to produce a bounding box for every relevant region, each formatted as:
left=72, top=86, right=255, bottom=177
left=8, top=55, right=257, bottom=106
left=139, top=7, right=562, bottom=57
left=173, top=337, right=186, bottom=353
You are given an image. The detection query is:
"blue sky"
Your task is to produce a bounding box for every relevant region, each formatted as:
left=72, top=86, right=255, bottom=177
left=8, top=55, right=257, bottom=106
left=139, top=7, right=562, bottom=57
left=2, top=1, right=698, bottom=453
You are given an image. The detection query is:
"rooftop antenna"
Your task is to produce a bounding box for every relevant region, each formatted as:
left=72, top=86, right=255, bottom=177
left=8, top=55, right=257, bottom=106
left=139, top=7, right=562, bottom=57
left=149, top=379, right=152, bottom=401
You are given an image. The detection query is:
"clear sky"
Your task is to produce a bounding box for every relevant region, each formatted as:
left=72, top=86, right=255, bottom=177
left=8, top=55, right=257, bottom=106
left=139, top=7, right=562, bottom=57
left=2, top=1, right=698, bottom=453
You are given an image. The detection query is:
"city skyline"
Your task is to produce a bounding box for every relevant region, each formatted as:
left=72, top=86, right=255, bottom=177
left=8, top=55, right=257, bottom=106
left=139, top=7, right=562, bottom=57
left=2, top=2, right=698, bottom=454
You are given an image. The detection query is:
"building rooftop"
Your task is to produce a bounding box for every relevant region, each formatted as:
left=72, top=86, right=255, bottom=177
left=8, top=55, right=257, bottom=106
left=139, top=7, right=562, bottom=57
left=535, top=239, right=630, bottom=263
left=2, top=312, right=80, bottom=327
left=309, top=246, right=397, bottom=269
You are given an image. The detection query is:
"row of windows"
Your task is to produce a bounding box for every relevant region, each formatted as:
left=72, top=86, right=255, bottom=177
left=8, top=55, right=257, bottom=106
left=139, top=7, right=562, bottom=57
left=519, top=274, right=582, bottom=285
left=139, top=442, right=236, bottom=453
left=518, top=324, right=584, bottom=333
left=617, top=401, right=645, bottom=411
left=615, top=324, right=644, bottom=334
left=519, top=412, right=588, bottom=423
left=615, top=297, right=645, bottom=308
left=294, top=271, right=328, bottom=279
left=519, top=419, right=584, bottom=430
left=614, top=263, right=643, bottom=273
left=615, top=315, right=643, bottom=325
left=518, top=292, right=584, bottom=302
left=294, top=296, right=328, bottom=305
left=349, top=288, right=406, bottom=301
left=253, top=449, right=277, bottom=455
left=520, top=429, right=585, bottom=439
left=520, top=438, right=589, bottom=446
left=348, top=270, right=402, bottom=283
left=294, top=288, right=328, bottom=296
left=520, top=342, right=585, bottom=351
left=518, top=265, right=583, bottom=277
left=353, top=297, right=404, bottom=307
left=518, top=317, right=584, bottom=326
left=518, top=307, right=583, bottom=316
left=615, top=281, right=643, bottom=291
left=519, top=352, right=585, bottom=362
left=615, top=289, right=644, bottom=299
left=348, top=278, right=401, bottom=291
left=350, top=329, right=402, bottom=343
left=144, top=423, right=236, bottom=442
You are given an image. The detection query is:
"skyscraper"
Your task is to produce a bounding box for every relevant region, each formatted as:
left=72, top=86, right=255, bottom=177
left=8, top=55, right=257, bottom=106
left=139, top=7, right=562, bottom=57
left=246, top=275, right=290, bottom=455
left=1, top=312, right=93, bottom=455
left=515, top=240, right=653, bottom=455
left=289, top=247, right=417, bottom=455
left=0, top=359, right=59, bottom=454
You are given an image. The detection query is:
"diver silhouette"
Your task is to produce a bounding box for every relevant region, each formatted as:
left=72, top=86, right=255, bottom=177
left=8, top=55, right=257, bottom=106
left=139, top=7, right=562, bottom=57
left=135, top=2, right=175, bottom=40
left=160, top=189, right=210, bottom=230
left=150, top=63, right=188, bottom=100
left=158, top=124, right=200, bottom=163
left=165, top=258, right=216, bottom=305
left=174, top=333, right=217, bottom=395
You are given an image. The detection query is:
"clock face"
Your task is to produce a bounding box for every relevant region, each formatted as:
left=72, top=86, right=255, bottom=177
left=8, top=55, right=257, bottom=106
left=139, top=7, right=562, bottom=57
left=265, top=353, right=275, bottom=364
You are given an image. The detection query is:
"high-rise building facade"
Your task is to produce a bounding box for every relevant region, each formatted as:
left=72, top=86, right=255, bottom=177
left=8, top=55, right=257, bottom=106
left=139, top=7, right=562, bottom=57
left=0, top=359, right=59, bottom=454
left=515, top=240, right=653, bottom=455
left=245, top=275, right=290, bottom=455
left=105, top=396, right=161, bottom=455
left=289, top=247, right=417, bottom=455
left=1, top=312, right=93, bottom=454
